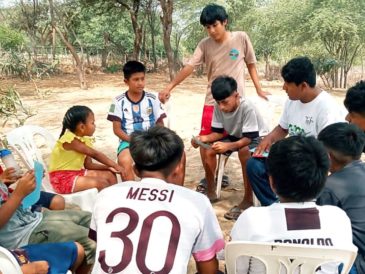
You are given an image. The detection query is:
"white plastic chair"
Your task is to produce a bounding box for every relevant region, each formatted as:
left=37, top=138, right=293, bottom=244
left=225, top=241, right=358, bottom=274
left=6, top=125, right=97, bottom=212
left=0, top=246, right=22, bottom=274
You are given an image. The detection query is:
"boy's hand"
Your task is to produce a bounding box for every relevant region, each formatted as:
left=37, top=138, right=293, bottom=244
left=110, top=165, right=126, bottom=178
left=158, top=88, right=171, bottom=103
left=0, top=167, right=21, bottom=184
left=211, top=142, right=230, bottom=153
left=13, top=171, right=36, bottom=199
left=191, top=136, right=200, bottom=148
left=253, top=137, right=272, bottom=156
left=257, top=89, right=271, bottom=101
left=21, top=261, right=49, bottom=274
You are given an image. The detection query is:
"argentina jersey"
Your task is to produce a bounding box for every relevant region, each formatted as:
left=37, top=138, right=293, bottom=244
left=107, top=91, right=166, bottom=136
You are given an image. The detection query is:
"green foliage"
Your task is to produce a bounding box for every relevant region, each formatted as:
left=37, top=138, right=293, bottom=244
left=0, top=86, right=34, bottom=127
left=103, top=64, right=123, bottom=73
left=0, top=25, right=25, bottom=50
left=0, top=51, right=30, bottom=79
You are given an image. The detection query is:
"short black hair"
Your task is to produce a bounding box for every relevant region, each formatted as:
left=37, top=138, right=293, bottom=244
left=123, top=60, right=146, bottom=80
left=281, top=56, right=316, bottom=87
left=211, top=76, right=237, bottom=101
left=130, top=126, right=184, bottom=177
left=344, top=80, right=365, bottom=116
left=200, top=4, right=228, bottom=26
left=267, top=136, right=329, bottom=202
left=318, top=122, right=365, bottom=160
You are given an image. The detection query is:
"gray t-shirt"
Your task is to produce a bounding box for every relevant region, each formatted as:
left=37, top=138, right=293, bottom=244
left=0, top=182, right=42, bottom=249
left=317, top=160, right=365, bottom=273
left=211, top=98, right=269, bottom=139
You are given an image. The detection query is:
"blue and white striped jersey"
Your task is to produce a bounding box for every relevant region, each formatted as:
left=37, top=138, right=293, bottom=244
left=107, top=91, right=166, bottom=137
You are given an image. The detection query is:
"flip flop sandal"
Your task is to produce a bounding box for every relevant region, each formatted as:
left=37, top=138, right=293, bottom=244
left=224, top=206, right=243, bottom=221
left=199, top=176, right=230, bottom=189
left=196, top=183, right=207, bottom=195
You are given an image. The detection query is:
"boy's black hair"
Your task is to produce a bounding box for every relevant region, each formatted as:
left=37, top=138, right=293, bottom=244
left=318, top=122, right=365, bottom=160
left=200, top=4, right=228, bottom=26
left=130, top=126, right=184, bottom=177
left=267, top=136, right=329, bottom=202
left=344, top=80, right=365, bottom=116
left=60, top=105, right=92, bottom=138
left=211, top=76, right=237, bottom=101
left=281, top=56, right=316, bottom=87
left=123, top=60, right=146, bottom=80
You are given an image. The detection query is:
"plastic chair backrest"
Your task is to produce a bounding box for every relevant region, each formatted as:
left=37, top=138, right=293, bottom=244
left=6, top=125, right=56, bottom=192
left=225, top=241, right=357, bottom=274
left=6, top=125, right=55, bottom=170
left=0, top=246, right=22, bottom=274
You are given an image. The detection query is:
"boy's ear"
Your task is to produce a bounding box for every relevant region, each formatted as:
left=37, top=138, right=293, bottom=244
left=132, top=164, right=141, bottom=178
left=167, top=153, right=186, bottom=186
left=124, top=78, right=128, bottom=85
left=269, top=176, right=277, bottom=195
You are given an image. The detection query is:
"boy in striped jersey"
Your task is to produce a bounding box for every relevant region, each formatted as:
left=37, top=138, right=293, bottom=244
left=107, top=61, right=166, bottom=181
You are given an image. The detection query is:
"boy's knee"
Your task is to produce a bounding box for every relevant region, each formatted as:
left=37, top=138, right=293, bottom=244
left=94, top=180, right=110, bottom=191
left=49, top=195, right=65, bottom=210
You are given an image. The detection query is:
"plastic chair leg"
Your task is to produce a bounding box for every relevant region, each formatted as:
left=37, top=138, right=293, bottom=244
left=216, top=154, right=228, bottom=198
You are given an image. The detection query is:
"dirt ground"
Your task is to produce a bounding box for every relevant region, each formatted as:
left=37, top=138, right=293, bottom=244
left=1, top=72, right=347, bottom=272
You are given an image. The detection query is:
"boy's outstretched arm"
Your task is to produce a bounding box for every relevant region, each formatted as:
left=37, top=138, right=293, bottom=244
left=159, top=65, right=194, bottom=103
left=0, top=171, right=35, bottom=229
left=63, top=139, right=125, bottom=176
left=247, top=63, right=271, bottom=100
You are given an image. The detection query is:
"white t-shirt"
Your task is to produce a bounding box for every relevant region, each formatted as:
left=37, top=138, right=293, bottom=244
left=279, top=91, right=345, bottom=137
left=107, top=91, right=166, bottom=137
left=230, top=202, right=355, bottom=274
left=90, top=178, right=224, bottom=274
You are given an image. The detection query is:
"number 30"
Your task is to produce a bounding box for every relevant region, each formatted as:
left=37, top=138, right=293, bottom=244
left=99, top=207, right=181, bottom=273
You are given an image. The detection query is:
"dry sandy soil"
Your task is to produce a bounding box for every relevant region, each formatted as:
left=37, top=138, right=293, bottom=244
left=1, top=72, right=347, bottom=272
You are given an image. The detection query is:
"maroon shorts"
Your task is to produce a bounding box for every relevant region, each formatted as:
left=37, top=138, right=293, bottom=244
left=49, top=170, right=87, bottom=194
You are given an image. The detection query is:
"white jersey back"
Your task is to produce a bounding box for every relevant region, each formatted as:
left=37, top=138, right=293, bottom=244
left=231, top=202, right=355, bottom=274
left=90, top=178, right=224, bottom=274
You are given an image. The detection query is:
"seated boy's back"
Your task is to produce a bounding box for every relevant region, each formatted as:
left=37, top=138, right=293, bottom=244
left=89, top=126, right=224, bottom=274
left=107, top=61, right=166, bottom=181
left=230, top=136, right=356, bottom=274
left=317, top=122, right=365, bottom=273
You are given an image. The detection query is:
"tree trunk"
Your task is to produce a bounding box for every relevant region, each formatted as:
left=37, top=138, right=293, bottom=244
left=52, top=27, right=56, bottom=61
left=264, top=54, right=270, bottom=80
left=129, top=5, right=143, bottom=60
left=101, top=32, right=109, bottom=68
left=159, top=0, right=175, bottom=80
left=146, top=0, right=158, bottom=71
left=49, top=0, right=87, bottom=89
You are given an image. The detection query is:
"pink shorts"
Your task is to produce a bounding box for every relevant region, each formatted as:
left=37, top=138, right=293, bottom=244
left=49, top=170, right=87, bottom=194
left=199, top=105, right=215, bottom=136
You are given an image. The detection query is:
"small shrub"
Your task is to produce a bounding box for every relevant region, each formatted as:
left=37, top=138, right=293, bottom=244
left=104, top=64, right=123, bottom=73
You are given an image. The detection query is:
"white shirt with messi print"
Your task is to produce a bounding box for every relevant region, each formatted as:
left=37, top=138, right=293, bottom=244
left=90, top=178, right=225, bottom=274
